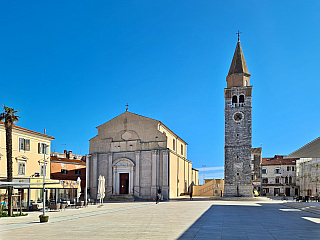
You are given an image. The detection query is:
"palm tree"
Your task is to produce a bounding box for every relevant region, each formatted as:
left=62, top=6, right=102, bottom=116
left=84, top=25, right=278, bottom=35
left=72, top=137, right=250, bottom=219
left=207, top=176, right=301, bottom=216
left=0, top=105, right=20, bottom=216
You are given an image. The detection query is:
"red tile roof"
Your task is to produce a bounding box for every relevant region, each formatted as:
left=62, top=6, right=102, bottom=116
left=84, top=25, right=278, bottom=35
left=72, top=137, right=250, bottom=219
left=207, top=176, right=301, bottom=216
left=0, top=121, right=55, bottom=139
left=262, top=155, right=298, bottom=165
left=51, top=156, right=86, bottom=165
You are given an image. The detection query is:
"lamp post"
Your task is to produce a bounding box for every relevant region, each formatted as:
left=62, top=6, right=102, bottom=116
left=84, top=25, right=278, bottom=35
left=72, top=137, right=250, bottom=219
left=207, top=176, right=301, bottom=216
left=42, top=143, right=48, bottom=217
left=202, top=165, right=206, bottom=184
left=260, top=143, right=262, bottom=195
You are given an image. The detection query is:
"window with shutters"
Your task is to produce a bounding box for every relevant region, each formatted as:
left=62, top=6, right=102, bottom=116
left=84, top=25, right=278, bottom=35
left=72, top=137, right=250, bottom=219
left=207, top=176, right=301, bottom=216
left=19, top=138, right=30, bottom=151
left=285, top=176, right=288, bottom=184
left=18, top=161, right=26, bottom=175
left=38, top=143, right=48, bottom=154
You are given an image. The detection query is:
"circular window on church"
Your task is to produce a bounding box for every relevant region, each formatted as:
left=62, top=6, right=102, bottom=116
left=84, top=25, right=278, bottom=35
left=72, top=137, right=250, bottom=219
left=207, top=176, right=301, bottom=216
left=233, top=112, right=244, bottom=122
left=122, top=131, right=132, bottom=140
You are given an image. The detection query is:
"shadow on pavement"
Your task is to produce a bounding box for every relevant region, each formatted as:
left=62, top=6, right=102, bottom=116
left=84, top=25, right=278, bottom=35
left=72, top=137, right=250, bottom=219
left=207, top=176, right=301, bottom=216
left=177, top=202, right=320, bottom=240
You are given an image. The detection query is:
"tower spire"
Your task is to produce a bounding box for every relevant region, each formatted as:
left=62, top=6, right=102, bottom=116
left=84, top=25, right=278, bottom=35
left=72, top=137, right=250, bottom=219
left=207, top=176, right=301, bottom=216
left=226, top=36, right=251, bottom=88
left=228, top=41, right=249, bottom=76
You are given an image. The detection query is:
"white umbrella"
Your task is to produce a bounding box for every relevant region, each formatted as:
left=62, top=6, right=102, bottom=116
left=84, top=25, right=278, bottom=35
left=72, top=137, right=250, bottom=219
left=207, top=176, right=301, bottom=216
left=101, top=176, right=105, bottom=199
left=77, top=177, right=81, bottom=202
left=97, top=175, right=105, bottom=205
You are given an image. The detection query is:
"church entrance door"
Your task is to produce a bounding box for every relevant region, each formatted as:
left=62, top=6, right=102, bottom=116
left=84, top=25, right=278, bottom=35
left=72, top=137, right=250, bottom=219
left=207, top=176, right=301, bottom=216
left=120, top=173, right=129, bottom=194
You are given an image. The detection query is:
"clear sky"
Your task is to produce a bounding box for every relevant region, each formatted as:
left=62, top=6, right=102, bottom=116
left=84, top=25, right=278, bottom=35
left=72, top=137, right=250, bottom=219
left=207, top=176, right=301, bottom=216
left=1, top=1, right=320, bottom=183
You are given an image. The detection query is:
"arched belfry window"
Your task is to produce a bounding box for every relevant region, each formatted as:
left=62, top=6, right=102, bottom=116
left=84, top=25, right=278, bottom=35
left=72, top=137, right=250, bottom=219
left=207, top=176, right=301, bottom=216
left=239, top=95, right=244, bottom=106
left=245, top=80, right=248, bottom=86
left=232, top=95, right=237, bottom=107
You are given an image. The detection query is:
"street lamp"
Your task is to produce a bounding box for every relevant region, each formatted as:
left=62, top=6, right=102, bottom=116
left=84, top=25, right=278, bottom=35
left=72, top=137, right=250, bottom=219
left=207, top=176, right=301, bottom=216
left=42, top=143, right=48, bottom=217
left=202, top=165, right=206, bottom=184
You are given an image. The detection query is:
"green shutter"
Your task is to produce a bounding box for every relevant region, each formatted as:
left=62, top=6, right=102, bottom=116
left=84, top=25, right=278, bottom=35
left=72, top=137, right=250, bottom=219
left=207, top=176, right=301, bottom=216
left=38, top=143, right=41, bottom=154
left=25, top=139, right=30, bottom=151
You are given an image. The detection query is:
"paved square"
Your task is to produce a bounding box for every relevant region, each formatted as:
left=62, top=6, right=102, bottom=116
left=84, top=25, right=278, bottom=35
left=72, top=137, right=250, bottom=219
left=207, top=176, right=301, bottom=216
left=1, top=200, right=320, bottom=239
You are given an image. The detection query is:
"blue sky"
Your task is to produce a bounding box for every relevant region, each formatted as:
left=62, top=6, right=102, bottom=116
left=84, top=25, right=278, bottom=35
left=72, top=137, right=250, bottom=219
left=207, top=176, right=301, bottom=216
left=1, top=1, right=320, bottom=183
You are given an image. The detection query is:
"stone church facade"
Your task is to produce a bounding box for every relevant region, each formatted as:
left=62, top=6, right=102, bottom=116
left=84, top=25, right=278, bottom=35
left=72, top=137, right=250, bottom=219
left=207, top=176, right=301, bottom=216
left=87, top=111, right=198, bottom=200
left=224, top=39, right=253, bottom=197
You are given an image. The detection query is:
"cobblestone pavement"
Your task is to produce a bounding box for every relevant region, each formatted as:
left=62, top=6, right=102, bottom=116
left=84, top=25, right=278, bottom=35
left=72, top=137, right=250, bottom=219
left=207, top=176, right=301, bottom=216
left=0, top=199, right=320, bottom=239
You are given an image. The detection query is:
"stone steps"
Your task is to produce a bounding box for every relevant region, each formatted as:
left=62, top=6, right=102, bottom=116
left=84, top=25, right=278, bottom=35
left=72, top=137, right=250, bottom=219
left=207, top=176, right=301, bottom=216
left=280, top=202, right=320, bottom=215
left=106, top=194, right=135, bottom=201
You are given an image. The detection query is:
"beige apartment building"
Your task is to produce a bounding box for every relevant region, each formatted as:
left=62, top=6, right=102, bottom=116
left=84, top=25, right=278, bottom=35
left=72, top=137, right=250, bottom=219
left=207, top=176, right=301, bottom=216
left=87, top=110, right=199, bottom=200
left=0, top=122, right=54, bottom=207
left=0, top=123, right=79, bottom=209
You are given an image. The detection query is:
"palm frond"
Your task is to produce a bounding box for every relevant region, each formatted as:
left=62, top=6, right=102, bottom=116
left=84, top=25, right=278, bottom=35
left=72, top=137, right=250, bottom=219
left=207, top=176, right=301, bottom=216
left=1, top=105, right=20, bottom=125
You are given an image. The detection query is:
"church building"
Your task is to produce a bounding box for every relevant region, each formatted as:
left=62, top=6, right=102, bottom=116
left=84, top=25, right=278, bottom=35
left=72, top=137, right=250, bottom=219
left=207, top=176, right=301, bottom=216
left=224, top=36, right=253, bottom=197
left=87, top=110, right=198, bottom=200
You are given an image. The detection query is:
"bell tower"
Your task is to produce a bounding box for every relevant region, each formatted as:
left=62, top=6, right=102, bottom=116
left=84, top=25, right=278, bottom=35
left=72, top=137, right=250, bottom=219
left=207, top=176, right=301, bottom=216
left=224, top=34, right=253, bottom=197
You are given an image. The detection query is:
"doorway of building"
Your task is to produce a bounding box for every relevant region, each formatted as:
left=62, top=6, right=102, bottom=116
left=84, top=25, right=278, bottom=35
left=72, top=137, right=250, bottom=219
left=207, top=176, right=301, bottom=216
left=274, top=188, right=280, bottom=196
left=285, top=188, right=290, bottom=196
left=119, top=173, right=129, bottom=194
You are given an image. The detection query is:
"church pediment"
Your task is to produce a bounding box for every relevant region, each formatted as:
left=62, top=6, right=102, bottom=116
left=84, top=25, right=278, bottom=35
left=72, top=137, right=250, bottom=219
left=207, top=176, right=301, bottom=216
left=113, top=158, right=135, bottom=167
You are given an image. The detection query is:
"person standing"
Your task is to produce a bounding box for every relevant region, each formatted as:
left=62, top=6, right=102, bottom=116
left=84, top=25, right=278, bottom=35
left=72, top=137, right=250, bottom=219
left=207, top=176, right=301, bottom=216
left=156, top=187, right=162, bottom=204
left=189, top=181, right=194, bottom=201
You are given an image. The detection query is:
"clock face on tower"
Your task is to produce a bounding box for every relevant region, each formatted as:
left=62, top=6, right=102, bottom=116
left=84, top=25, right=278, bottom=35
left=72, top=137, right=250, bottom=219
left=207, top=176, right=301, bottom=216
left=233, top=112, right=243, bottom=122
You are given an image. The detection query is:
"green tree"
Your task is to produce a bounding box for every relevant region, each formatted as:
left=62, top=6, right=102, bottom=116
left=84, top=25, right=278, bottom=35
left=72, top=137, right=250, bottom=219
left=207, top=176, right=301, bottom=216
left=0, top=105, right=20, bottom=216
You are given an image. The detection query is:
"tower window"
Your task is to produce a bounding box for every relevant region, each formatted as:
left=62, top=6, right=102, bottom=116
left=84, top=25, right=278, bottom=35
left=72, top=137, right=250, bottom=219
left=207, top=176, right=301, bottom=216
left=232, top=96, right=237, bottom=107
left=181, top=144, right=183, bottom=155
left=239, top=95, right=244, bottom=103
left=173, top=139, right=175, bottom=151
left=245, top=80, right=248, bottom=86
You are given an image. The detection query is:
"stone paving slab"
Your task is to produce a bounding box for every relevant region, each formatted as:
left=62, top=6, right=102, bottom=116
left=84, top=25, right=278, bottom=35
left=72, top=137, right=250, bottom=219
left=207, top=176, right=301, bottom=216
left=0, top=200, right=320, bottom=239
